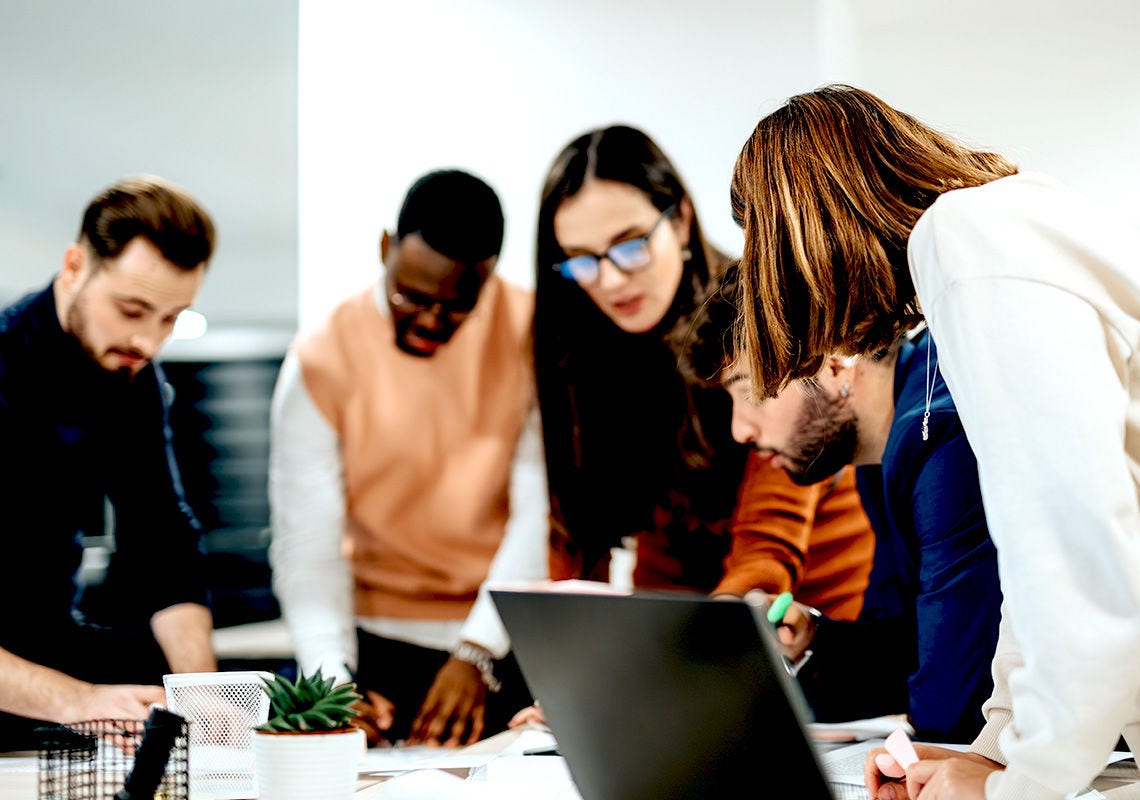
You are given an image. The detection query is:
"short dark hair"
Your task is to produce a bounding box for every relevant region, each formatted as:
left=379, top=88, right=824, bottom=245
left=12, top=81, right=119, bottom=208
left=79, top=174, right=215, bottom=270
left=396, top=169, right=505, bottom=264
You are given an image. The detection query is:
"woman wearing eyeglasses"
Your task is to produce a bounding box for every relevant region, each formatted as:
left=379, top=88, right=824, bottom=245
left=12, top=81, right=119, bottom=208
left=531, top=124, right=876, bottom=621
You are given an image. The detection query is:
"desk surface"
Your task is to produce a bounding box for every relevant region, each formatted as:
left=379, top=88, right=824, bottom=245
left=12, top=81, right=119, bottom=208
left=0, top=726, right=578, bottom=800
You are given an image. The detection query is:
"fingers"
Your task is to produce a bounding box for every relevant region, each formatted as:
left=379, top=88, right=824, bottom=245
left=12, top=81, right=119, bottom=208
left=864, top=747, right=914, bottom=800
left=904, top=759, right=937, bottom=799
left=350, top=692, right=396, bottom=747
left=508, top=704, right=547, bottom=728
left=741, top=589, right=773, bottom=613
left=876, top=753, right=907, bottom=779
left=864, top=747, right=890, bottom=796
left=365, top=690, right=394, bottom=730
left=776, top=603, right=816, bottom=660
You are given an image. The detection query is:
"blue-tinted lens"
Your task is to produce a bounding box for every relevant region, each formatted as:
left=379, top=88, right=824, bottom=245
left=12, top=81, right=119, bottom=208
left=606, top=237, right=652, bottom=270
left=558, top=255, right=601, bottom=283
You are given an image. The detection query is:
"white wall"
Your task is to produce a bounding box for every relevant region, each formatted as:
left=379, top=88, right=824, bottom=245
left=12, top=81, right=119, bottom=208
left=4, top=2, right=1135, bottom=331
left=298, top=0, right=822, bottom=329
left=0, top=1, right=298, bottom=326
left=300, top=0, right=1140, bottom=330
left=838, top=0, right=1140, bottom=216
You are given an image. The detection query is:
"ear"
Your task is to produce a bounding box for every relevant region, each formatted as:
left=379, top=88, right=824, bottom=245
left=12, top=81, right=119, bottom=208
left=59, top=245, right=87, bottom=290
left=824, top=353, right=858, bottom=380
left=674, top=197, right=695, bottom=248
left=380, top=230, right=391, bottom=265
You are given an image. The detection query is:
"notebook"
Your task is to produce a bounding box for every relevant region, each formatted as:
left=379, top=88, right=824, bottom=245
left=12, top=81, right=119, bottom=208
left=490, top=587, right=840, bottom=800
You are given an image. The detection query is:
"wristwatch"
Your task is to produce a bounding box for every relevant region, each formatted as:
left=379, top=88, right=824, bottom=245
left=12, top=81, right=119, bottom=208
left=451, top=642, right=502, bottom=693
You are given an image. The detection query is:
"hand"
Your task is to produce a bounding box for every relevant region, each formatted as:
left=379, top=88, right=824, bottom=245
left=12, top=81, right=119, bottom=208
left=67, top=684, right=166, bottom=723
left=508, top=701, right=546, bottom=729
left=742, top=590, right=818, bottom=661
left=350, top=690, right=395, bottom=747
left=864, top=744, right=1000, bottom=800
left=408, top=657, right=486, bottom=747
left=901, top=757, right=1000, bottom=800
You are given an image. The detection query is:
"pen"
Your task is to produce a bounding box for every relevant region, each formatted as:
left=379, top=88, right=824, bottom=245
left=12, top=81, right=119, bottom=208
left=766, top=591, right=794, bottom=625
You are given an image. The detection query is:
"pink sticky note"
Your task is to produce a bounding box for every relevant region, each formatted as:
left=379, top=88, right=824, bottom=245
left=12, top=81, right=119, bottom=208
left=875, top=728, right=919, bottom=779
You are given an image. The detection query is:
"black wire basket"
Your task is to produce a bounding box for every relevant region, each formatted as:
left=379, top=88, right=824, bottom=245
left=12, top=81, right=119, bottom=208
left=37, top=717, right=189, bottom=800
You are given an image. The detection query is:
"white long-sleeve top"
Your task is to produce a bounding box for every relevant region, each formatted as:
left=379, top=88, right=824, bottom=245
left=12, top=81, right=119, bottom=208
left=267, top=286, right=549, bottom=686
left=908, top=171, right=1140, bottom=799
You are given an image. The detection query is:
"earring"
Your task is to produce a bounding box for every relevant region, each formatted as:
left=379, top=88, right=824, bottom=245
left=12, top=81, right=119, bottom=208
left=681, top=247, right=692, bottom=261
left=839, top=383, right=850, bottom=399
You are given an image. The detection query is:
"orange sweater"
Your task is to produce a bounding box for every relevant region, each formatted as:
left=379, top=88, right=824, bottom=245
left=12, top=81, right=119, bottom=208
left=295, top=277, right=534, bottom=620
left=557, top=453, right=874, bottom=621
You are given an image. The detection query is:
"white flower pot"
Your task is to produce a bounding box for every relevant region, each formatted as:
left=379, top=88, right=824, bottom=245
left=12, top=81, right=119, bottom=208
left=252, top=727, right=364, bottom=800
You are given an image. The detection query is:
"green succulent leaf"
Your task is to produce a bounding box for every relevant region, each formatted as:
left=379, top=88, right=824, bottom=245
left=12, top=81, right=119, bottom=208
left=254, top=666, right=362, bottom=733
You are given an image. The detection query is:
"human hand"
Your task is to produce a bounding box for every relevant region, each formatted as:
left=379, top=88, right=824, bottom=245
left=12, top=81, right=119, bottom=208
left=864, top=743, right=1000, bottom=800
left=508, top=701, right=546, bottom=729
left=408, top=658, right=486, bottom=747
left=742, top=590, right=818, bottom=661
left=350, top=690, right=395, bottom=747
left=66, top=684, right=166, bottom=724
left=900, top=757, right=999, bottom=800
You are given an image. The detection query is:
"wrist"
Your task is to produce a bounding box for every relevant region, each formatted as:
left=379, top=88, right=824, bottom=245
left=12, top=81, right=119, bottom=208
left=451, top=642, right=501, bottom=693
left=802, top=604, right=823, bottom=639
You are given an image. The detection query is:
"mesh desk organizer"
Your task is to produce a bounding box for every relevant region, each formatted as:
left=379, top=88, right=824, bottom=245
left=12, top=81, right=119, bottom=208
left=163, top=671, right=272, bottom=799
left=38, top=715, right=190, bottom=800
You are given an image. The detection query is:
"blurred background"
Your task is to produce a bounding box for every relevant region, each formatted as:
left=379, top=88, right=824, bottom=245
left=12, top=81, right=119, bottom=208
left=2, top=0, right=1138, bottom=668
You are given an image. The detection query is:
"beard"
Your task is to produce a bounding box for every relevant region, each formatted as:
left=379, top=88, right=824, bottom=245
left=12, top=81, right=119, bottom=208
left=66, top=290, right=145, bottom=379
left=781, top=385, right=859, bottom=486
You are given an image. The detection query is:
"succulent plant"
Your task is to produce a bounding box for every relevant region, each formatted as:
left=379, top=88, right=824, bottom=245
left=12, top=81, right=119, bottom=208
left=256, top=667, right=362, bottom=733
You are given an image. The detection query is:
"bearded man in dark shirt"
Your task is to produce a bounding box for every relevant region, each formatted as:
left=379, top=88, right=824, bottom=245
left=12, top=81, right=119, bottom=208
left=0, top=175, right=218, bottom=748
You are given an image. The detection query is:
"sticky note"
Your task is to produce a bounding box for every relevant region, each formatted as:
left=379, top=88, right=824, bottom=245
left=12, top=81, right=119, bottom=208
left=875, top=728, right=919, bottom=779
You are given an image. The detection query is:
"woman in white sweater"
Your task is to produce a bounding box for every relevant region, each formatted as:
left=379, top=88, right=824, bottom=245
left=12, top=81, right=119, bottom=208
left=730, top=84, right=1140, bottom=800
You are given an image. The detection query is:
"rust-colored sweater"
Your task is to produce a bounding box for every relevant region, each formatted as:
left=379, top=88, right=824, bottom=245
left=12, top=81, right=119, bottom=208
left=552, top=453, right=874, bottom=621
left=720, top=457, right=873, bottom=619
left=295, top=277, right=534, bottom=620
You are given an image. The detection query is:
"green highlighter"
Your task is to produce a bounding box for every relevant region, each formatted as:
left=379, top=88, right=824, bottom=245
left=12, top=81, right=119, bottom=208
left=766, top=591, right=794, bottom=624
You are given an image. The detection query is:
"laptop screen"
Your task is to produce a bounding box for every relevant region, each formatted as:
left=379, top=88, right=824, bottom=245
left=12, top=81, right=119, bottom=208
left=491, top=588, right=837, bottom=800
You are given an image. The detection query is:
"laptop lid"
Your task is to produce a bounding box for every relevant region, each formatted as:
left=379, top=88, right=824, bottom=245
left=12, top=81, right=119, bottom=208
left=490, top=587, right=837, bottom=800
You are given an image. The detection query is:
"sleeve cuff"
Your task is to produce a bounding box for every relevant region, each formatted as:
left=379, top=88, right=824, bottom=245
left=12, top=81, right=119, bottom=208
left=970, top=708, right=1011, bottom=766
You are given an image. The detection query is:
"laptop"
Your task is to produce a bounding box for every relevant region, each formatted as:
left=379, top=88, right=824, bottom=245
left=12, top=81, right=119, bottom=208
left=490, top=587, right=839, bottom=800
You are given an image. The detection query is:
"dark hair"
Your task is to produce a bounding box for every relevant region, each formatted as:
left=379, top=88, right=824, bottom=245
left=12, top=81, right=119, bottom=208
left=534, top=124, right=745, bottom=576
left=731, top=84, right=1018, bottom=399
left=79, top=174, right=215, bottom=270
left=679, top=260, right=741, bottom=389
left=396, top=169, right=504, bottom=264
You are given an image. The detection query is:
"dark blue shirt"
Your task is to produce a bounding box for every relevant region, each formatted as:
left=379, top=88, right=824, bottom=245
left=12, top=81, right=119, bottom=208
left=797, top=329, right=1002, bottom=743
left=0, top=284, right=210, bottom=665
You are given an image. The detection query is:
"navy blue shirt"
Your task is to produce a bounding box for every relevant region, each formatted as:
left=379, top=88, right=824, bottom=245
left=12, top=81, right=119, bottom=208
left=797, top=329, right=1002, bottom=743
left=0, top=284, right=210, bottom=666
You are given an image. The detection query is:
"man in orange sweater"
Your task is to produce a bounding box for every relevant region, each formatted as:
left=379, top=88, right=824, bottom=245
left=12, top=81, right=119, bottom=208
left=268, top=170, right=546, bottom=747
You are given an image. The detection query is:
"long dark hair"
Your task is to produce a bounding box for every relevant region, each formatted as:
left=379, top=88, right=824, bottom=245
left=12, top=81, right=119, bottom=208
left=535, top=124, right=745, bottom=576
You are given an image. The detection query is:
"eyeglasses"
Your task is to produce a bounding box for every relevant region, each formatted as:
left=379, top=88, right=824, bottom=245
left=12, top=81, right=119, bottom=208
left=389, top=288, right=477, bottom=324
left=553, top=205, right=675, bottom=286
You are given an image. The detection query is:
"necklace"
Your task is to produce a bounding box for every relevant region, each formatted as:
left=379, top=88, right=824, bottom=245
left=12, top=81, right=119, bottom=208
left=922, top=331, right=938, bottom=442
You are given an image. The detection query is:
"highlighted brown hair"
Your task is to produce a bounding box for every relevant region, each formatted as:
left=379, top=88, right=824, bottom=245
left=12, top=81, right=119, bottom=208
left=731, top=84, right=1017, bottom=399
